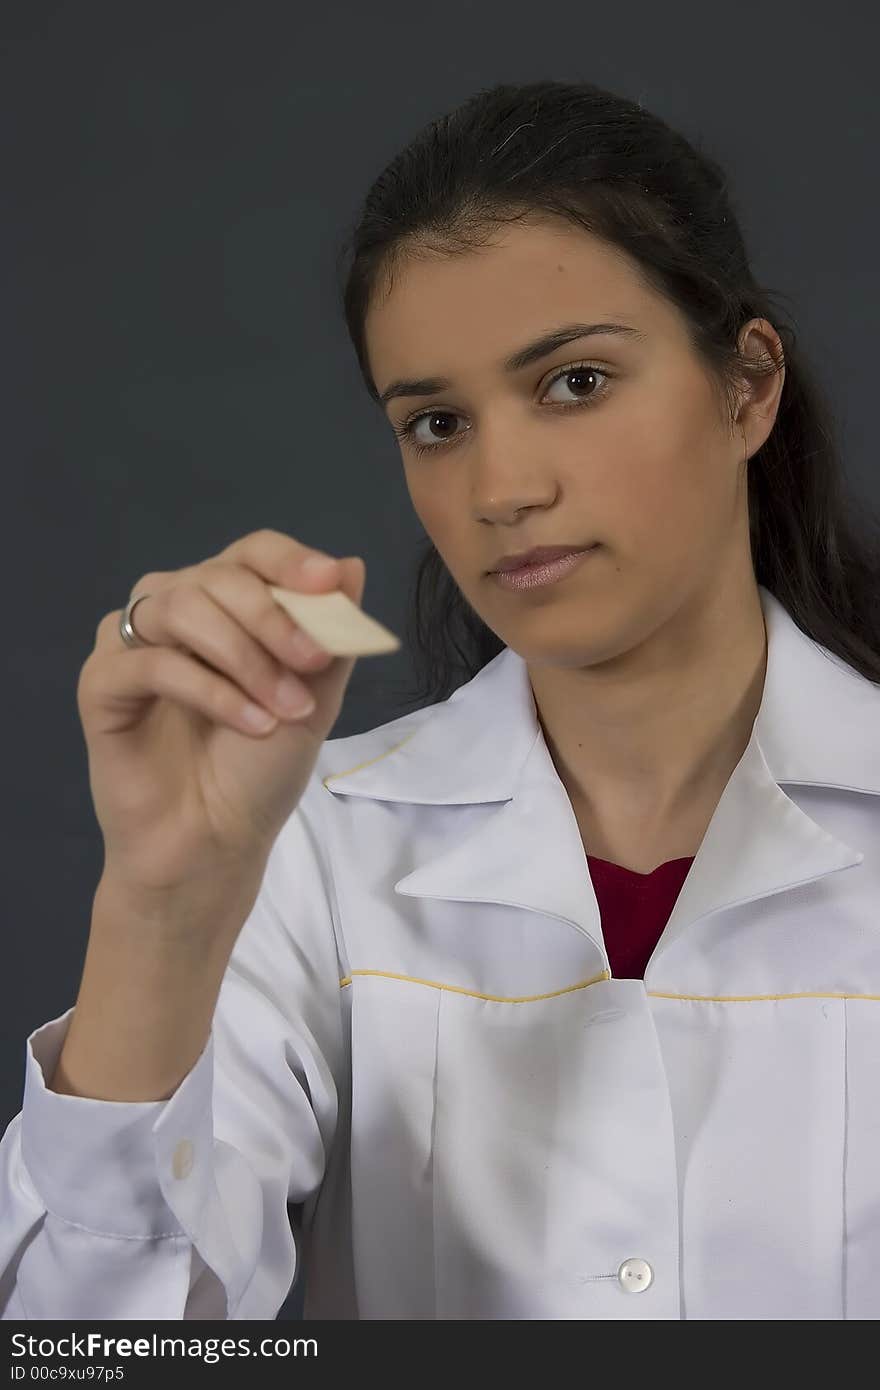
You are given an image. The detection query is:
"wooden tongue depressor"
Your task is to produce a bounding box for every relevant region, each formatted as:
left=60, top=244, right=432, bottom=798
left=269, top=585, right=400, bottom=657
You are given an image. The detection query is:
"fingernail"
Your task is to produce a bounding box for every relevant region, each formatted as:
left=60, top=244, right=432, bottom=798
left=302, top=554, right=337, bottom=576
left=243, top=703, right=278, bottom=732
left=276, top=675, right=315, bottom=715
left=289, top=629, right=322, bottom=661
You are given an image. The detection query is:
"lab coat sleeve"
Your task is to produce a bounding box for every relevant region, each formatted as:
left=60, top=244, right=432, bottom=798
left=0, top=775, right=346, bottom=1320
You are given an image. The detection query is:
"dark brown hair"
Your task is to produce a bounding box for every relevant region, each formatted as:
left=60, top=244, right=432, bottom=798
left=335, top=79, right=880, bottom=712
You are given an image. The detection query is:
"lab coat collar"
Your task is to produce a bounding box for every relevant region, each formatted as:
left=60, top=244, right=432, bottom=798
left=321, top=586, right=877, bottom=957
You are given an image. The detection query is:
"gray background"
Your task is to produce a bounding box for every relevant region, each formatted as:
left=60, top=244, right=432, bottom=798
left=2, top=0, right=876, bottom=1320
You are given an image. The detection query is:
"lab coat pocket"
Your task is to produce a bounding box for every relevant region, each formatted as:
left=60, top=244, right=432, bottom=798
left=654, top=995, right=848, bottom=1319
left=432, top=977, right=680, bottom=1319
left=843, top=997, right=880, bottom=1318
left=346, top=974, right=441, bottom=1318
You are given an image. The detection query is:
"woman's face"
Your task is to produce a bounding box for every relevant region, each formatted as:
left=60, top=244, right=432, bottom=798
left=363, top=215, right=783, bottom=669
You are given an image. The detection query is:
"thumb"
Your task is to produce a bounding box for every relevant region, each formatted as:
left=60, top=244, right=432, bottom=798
left=298, top=554, right=369, bottom=716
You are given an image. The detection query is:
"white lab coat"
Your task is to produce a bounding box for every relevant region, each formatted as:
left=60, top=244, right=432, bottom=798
left=2, top=584, right=879, bottom=1321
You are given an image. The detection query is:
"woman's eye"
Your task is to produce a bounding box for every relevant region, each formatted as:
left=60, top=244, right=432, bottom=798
left=543, top=364, right=610, bottom=405
left=401, top=409, right=462, bottom=452
left=395, top=362, right=612, bottom=455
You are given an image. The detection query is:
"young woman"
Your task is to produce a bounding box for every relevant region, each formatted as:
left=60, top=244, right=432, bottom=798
left=2, top=79, right=879, bottom=1321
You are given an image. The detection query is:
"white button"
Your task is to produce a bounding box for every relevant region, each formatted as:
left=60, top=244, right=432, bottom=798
left=172, top=1139, right=194, bottom=1180
left=618, top=1258, right=653, bottom=1292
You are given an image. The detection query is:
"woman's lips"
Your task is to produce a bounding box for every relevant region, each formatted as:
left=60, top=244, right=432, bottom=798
left=489, top=545, right=600, bottom=590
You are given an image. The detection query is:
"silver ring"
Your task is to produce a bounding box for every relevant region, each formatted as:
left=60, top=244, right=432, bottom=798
left=119, top=593, right=152, bottom=649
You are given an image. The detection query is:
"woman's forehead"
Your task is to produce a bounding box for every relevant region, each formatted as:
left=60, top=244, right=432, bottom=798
left=364, top=231, right=662, bottom=389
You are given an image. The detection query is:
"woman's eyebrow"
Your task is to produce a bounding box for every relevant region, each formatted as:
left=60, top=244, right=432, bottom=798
left=378, top=321, right=647, bottom=412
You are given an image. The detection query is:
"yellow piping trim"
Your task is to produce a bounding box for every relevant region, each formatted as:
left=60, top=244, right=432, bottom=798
left=646, top=990, right=880, bottom=1002
left=322, top=732, right=420, bottom=787
left=338, top=967, right=610, bottom=1003
left=337, top=972, right=880, bottom=1004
